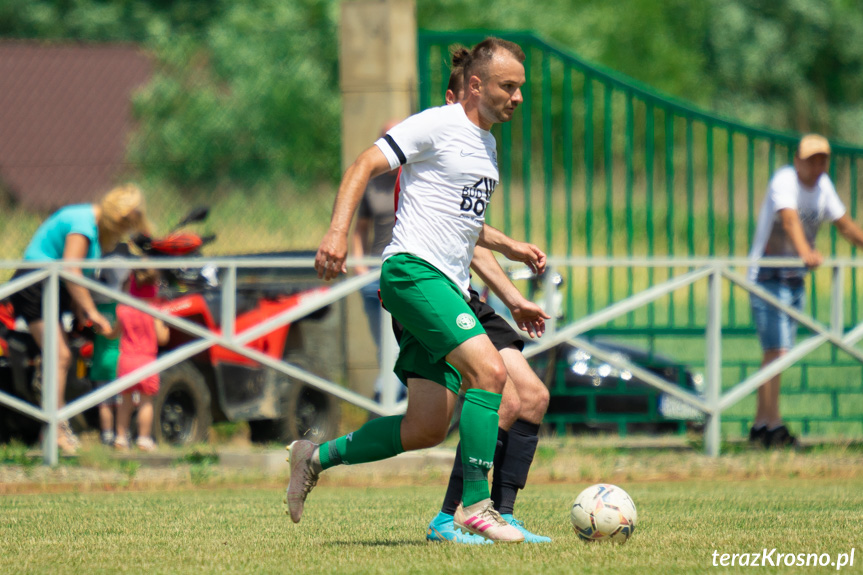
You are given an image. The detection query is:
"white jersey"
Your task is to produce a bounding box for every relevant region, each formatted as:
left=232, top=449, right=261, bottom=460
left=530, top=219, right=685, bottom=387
left=748, top=165, right=845, bottom=281
left=376, top=104, right=499, bottom=297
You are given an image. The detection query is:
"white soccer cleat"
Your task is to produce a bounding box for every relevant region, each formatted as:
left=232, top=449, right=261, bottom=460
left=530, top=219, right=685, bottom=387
left=285, top=440, right=320, bottom=523
left=453, top=499, right=525, bottom=543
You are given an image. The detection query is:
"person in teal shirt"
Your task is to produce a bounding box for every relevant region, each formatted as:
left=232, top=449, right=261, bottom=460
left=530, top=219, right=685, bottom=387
left=8, top=184, right=151, bottom=455
left=23, top=204, right=102, bottom=263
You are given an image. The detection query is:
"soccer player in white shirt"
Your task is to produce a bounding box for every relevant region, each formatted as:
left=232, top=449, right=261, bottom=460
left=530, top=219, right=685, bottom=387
left=289, top=38, right=542, bottom=543
left=387, top=54, right=551, bottom=544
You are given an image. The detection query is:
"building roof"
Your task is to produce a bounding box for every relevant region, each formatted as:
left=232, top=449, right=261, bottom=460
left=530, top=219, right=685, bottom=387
left=0, top=41, right=151, bottom=210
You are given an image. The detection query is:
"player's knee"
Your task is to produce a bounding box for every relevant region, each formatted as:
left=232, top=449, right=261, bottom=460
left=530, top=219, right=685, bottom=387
left=461, top=356, right=506, bottom=394
left=482, top=358, right=507, bottom=393
left=401, top=415, right=448, bottom=450
left=514, top=378, right=550, bottom=420
left=499, top=390, right=521, bottom=422
left=534, top=384, right=550, bottom=413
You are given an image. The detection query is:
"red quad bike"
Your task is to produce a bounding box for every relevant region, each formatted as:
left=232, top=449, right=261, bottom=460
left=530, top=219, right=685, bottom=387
left=0, top=289, right=108, bottom=444
left=0, top=207, right=340, bottom=447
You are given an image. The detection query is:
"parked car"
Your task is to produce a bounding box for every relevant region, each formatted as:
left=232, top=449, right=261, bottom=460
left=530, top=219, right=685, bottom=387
left=529, top=338, right=705, bottom=434
left=482, top=269, right=705, bottom=435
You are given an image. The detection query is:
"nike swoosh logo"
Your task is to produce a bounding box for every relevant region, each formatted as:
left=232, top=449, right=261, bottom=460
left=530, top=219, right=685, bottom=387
left=460, top=150, right=474, bottom=157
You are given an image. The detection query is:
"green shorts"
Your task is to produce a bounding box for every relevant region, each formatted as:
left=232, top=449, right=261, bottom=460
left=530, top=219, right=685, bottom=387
left=90, top=301, right=119, bottom=382
left=379, top=253, right=486, bottom=394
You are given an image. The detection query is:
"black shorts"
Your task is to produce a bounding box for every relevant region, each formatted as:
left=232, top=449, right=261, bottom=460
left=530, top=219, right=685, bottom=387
left=391, top=287, right=524, bottom=352
left=7, top=268, right=74, bottom=323
left=467, top=288, right=524, bottom=352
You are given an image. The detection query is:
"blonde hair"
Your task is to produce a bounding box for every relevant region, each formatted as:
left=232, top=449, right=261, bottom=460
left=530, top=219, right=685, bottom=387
left=98, top=184, right=151, bottom=252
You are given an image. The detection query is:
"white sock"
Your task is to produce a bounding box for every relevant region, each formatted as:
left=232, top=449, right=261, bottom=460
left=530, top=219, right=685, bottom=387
left=311, top=448, right=323, bottom=474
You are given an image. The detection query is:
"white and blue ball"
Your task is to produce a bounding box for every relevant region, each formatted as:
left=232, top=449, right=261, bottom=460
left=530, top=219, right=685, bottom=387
left=570, top=483, right=637, bottom=543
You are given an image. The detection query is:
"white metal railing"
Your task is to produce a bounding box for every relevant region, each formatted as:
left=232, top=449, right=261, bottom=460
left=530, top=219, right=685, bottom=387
left=2, top=256, right=861, bottom=463
left=0, top=256, right=404, bottom=465
left=525, top=256, right=863, bottom=456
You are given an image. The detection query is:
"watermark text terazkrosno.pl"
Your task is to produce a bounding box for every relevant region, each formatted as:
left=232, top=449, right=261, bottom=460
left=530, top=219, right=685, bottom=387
left=712, top=549, right=855, bottom=570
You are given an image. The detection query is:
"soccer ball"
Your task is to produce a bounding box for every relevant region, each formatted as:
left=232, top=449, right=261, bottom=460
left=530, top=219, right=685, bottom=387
left=570, top=483, right=637, bottom=543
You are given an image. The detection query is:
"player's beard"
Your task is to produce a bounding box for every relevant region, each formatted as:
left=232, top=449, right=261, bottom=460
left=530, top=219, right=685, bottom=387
left=481, top=100, right=518, bottom=126
left=498, top=105, right=517, bottom=123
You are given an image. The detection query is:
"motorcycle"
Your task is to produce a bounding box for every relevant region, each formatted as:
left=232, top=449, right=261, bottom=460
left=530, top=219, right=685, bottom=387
left=0, top=207, right=340, bottom=446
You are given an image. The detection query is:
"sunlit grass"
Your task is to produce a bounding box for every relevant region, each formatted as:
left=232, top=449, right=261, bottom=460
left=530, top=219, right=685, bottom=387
left=1, top=477, right=860, bottom=574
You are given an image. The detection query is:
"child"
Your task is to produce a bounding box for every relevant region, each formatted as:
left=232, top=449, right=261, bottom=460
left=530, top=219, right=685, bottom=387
left=91, top=276, right=124, bottom=446
left=108, top=269, right=169, bottom=451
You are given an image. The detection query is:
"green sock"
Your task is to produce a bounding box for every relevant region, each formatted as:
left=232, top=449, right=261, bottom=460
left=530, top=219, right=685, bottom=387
left=459, top=388, right=502, bottom=507
left=318, top=415, right=404, bottom=470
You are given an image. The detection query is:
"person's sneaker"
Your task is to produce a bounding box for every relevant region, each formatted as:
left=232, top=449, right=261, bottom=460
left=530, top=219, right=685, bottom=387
left=57, top=421, right=80, bottom=455
left=59, top=421, right=81, bottom=446
left=453, top=499, right=524, bottom=543
left=764, top=425, right=799, bottom=449
left=426, top=511, right=493, bottom=544
left=500, top=514, right=552, bottom=543
left=748, top=425, right=767, bottom=445
left=285, top=440, right=320, bottom=523
left=113, top=434, right=131, bottom=451
left=100, top=431, right=116, bottom=446
left=136, top=436, right=157, bottom=452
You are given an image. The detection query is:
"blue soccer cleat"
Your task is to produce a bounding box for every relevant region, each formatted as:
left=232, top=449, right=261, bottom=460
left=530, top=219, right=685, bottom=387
left=427, top=511, right=493, bottom=544
left=500, top=514, right=552, bottom=543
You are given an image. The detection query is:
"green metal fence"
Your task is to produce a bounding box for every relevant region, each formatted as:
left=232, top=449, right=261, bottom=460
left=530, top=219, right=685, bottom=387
left=418, top=30, right=863, bottom=437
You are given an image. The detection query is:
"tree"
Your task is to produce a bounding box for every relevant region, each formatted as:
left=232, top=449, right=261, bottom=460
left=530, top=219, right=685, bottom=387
left=127, top=1, right=341, bottom=187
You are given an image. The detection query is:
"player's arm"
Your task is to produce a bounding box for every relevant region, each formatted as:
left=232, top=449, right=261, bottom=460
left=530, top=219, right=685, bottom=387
left=350, top=217, right=371, bottom=275
left=477, top=223, right=547, bottom=275
left=833, top=213, right=863, bottom=250
left=470, top=246, right=549, bottom=338
left=777, top=208, right=823, bottom=267
left=315, top=146, right=392, bottom=280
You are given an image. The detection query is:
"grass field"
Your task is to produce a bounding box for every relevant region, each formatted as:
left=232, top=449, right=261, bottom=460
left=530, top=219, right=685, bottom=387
left=1, top=480, right=860, bottom=574
left=2, top=438, right=862, bottom=575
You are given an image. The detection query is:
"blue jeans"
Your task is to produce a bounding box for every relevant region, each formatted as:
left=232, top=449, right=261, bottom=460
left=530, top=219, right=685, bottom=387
left=750, top=278, right=805, bottom=351
left=360, top=279, right=383, bottom=353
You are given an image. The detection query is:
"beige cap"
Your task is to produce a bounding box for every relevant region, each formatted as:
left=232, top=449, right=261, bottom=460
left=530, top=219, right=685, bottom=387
left=798, top=134, right=831, bottom=159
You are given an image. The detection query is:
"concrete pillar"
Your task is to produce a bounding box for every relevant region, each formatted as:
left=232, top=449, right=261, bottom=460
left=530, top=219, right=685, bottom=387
left=339, top=0, right=416, bottom=399
left=340, top=0, right=416, bottom=170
